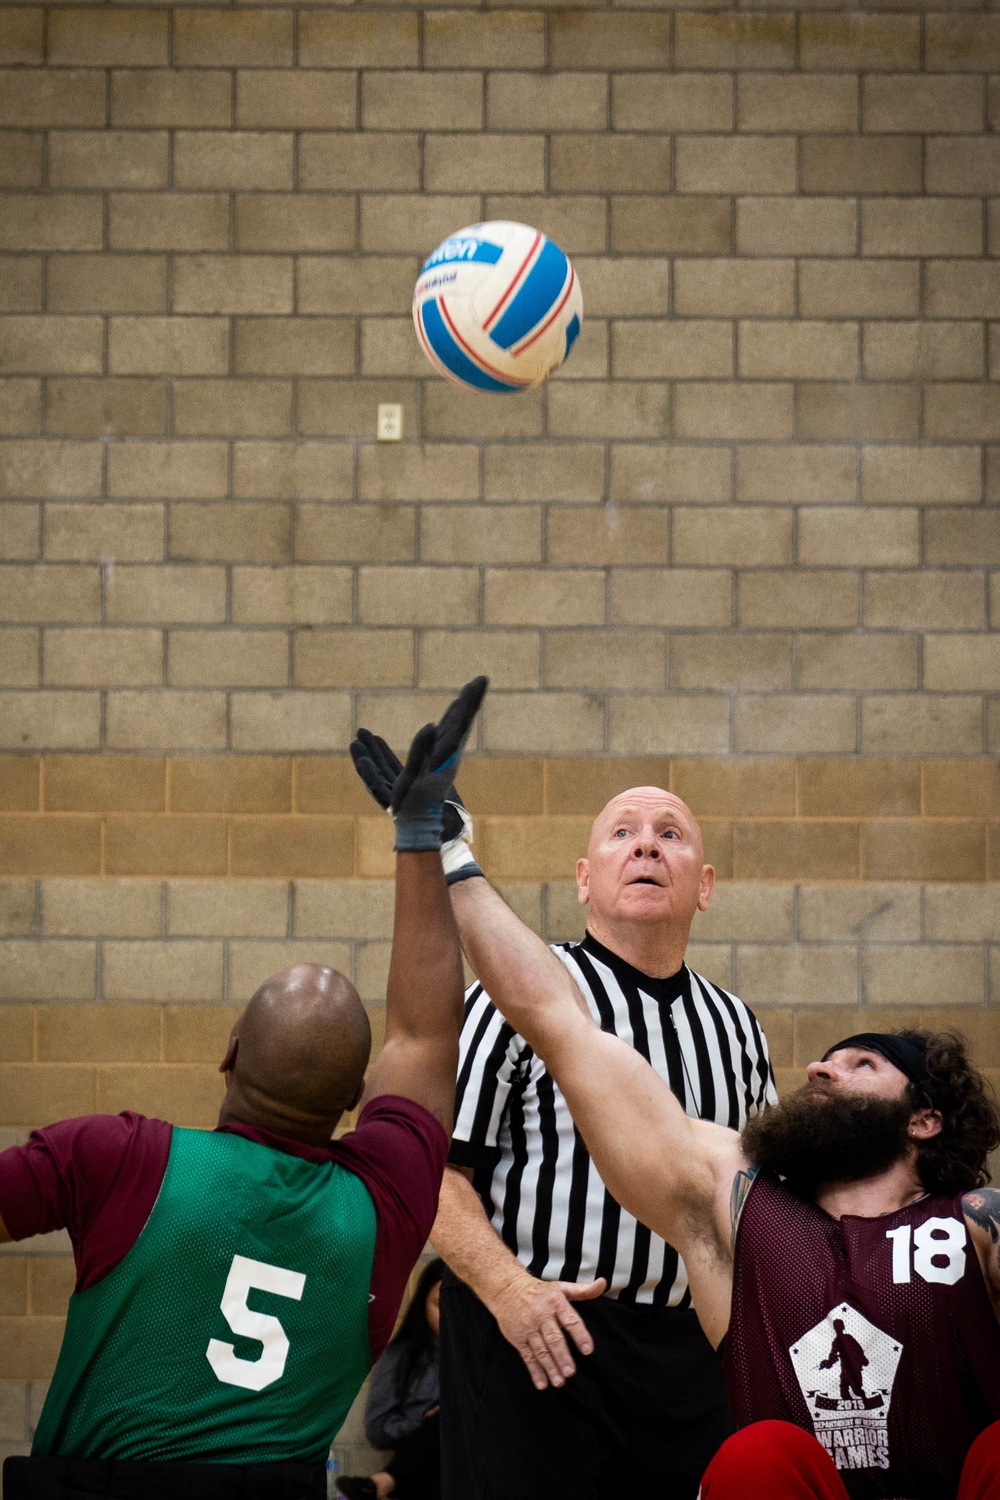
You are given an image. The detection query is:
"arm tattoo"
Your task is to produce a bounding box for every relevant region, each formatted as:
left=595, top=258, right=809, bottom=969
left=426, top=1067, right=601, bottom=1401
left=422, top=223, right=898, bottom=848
left=730, top=1166, right=759, bottom=1251
left=963, top=1187, right=1000, bottom=1304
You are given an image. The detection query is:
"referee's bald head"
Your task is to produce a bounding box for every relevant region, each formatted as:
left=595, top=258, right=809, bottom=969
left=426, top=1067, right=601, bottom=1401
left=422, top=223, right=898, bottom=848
left=587, top=787, right=704, bottom=861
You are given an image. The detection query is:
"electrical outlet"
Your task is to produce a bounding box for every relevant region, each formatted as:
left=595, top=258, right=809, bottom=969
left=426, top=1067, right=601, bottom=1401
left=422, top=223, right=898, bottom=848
left=377, top=404, right=403, bottom=442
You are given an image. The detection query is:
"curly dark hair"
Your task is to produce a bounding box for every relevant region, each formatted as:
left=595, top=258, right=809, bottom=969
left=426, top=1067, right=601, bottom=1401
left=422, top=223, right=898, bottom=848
left=899, top=1030, right=1000, bottom=1195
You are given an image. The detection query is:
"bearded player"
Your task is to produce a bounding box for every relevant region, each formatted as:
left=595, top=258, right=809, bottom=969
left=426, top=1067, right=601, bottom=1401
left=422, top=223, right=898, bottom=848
left=442, top=876, right=1000, bottom=1500
left=0, top=679, right=486, bottom=1500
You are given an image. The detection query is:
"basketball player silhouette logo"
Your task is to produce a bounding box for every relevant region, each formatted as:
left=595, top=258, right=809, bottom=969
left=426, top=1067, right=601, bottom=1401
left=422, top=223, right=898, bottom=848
left=819, top=1319, right=870, bottom=1403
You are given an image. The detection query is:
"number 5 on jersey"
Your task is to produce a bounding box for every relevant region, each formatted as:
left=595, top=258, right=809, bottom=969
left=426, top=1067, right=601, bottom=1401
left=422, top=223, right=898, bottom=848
left=207, top=1253, right=307, bottom=1392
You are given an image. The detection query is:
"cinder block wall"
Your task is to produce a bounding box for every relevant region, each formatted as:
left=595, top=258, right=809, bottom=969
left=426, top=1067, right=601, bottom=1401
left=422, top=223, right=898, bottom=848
left=1, top=0, right=999, bottom=1465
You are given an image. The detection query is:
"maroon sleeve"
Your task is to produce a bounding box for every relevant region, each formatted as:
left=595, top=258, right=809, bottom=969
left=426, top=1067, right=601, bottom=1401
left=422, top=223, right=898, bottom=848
left=331, top=1095, right=449, bottom=1361
left=0, top=1112, right=172, bottom=1291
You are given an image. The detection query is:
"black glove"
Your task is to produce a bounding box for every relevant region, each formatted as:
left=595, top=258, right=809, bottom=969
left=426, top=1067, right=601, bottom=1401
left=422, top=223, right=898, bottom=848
left=351, top=677, right=487, bottom=855
left=351, top=730, right=468, bottom=844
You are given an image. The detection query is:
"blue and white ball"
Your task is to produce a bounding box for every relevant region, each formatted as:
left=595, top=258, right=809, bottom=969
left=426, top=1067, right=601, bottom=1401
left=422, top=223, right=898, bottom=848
left=412, top=221, right=583, bottom=393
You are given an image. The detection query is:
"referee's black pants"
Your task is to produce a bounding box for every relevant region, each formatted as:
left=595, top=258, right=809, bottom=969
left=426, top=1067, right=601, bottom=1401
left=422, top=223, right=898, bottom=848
left=439, top=1272, right=733, bottom=1500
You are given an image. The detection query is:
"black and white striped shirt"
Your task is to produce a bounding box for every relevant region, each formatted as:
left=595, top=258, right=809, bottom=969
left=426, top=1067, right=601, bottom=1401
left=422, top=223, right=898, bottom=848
left=449, top=931, right=776, bottom=1308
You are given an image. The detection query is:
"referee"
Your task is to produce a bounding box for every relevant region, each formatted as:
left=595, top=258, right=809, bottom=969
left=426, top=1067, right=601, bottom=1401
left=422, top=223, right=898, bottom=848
left=433, top=785, right=776, bottom=1500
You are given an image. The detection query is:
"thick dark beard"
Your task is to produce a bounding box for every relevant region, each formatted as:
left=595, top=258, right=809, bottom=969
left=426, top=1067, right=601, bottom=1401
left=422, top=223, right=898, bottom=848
left=741, top=1085, right=914, bottom=1194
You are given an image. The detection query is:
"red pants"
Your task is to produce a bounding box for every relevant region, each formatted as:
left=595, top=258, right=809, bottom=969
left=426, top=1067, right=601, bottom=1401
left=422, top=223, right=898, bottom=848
left=699, top=1420, right=1000, bottom=1500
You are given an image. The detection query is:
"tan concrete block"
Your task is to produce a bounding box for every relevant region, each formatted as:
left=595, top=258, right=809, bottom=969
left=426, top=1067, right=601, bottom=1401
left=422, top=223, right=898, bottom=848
left=802, top=136, right=921, bottom=194
left=355, top=314, right=423, bottom=376
left=298, top=259, right=413, bottom=321
left=739, top=570, right=858, bottom=629
left=923, top=760, right=1000, bottom=819
left=0, top=192, right=102, bottom=252
left=928, top=262, right=1000, bottom=319
left=610, top=445, right=730, bottom=505
left=0, top=563, right=100, bottom=621
left=233, top=319, right=353, bottom=378
left=608, top=694, right=731, bottom=755
left=299, top=134, right=420, bottom=193
left=0, top=692, right=100, bottom=751
left=674, top=258, right=794, bottom=318
left=924, top=883, right=1000, bottom=941
left=0, top=628, right=37, bottom=685
left=736, top=694, right=856, bottom=754
left=695, top=884, right=796, bottom=944
left=675, top=382, right=793, bottom=441
left=925, top=385, right=1000, bottom=442
left=798, top=758, right=920, bottom=818
left=166, top=880, right=286, bottom=938
left=104, top=813, right=228, bottom=876
left=96, top=1064, right=224, bottom=1127
left=862, top=698, right=984, bottom=757
left=163, top=1003, right=241, bottom=1063
left=611, top=196, right=730, bottom=256
left=673, top=506, right=793, bottom=567
left=42, top=877, right=160, bottom=936
left=236, top=69, right=354, bottom=130
left=925, top=636, right=1000, bottom=692
left=229, top=692, right=351, bottom=753
left=543, top=630, right=665, bottom=692
left=108, top=317, right=228, bottom=378
left=798, top=507, right=918, bottom=568
left=418, top=630, right=540, bottom=690
left=0, top=131, right=43, bottom=189
left=425, top=133, right=545, bottom=193
left=169, top=502, right=290, bottom=564
left=232, top=443, right=350, bottom=501
left=485, top=443, right=604, bottom=504
left=294, top=759, right=382, bottom=818
left=736, top=198, right=856, bottom=257
left=549, top=382, right=668, bottom=440
left=798, top=883, right=921, bottom=943
left=231, top=566, right=352, bottom=626
left=676, top=137, right=796, bottom=196
left=741, top=321, right=858, bottom=381
left=299, top=11, right=417, bottom=67
left=865, top=202, right=981, bottom=261
left=423, top=385, right=543, bottom=442
left=108, top=193, right=229, bottom=253
left=46, top=259, right=167, bottom=316
left=295, top=503, right=415, bottom=564
left=0, top=70, right=103, bottom=128
left=611, top=567, right=732, bottom=628
left=173, top=256, right=293, bottom=316
left=611, top=72, right=729, bottom=133
left=173, top=379, right=291, bottom=438
left=0, top=9, right=42, bottom=65
left=359, top=194, right=487, bottom=255
left=36, top=1003, right=159, bottom=1063
left=173, top=8, right=292, bottom=66
left=863, top=75, right=982, bottom=134
left=0, top=317, right=101, bottom=377
left=675, top=12, right=794, bottom=68
left=737, top=944, right=859, bottom=1010
left=0, top=939, right=95, bottom=999
left=168, top=628, right=287, bottom=688
left=173, top=132, right=293, bottom=191
left=797, top=384, right=919, bottom=442
left=864, top=322, right=983, bottom=382
left=927, top=14, right=1000, bottom=70
left=45, top=378, right=167, bottom=438
left=489, top=72, right=605, bottom=131
left=44, top=755, right=163, bottom=815
left=0, top=379, right=41, bottom=436
left=48, top=8, right=167, bottom=66
left=43, top=627, right=161, bottom=688
left=168, top=757, right=291, bottom=816
left=864, top=944, right=984, bottom=1008
left=362, top=71, right=480, bottom=130
left=298, top=379, right=420, bottom=441
left=864, top=571, right=985, bottom=631
left=358, top=443, right=478, bottom=503
left=862, top=446, right=980, bottom=506
left=613, top=320, right=732, bottom=380
left=798, top=261, right=919, bottom=319
left=676, top=757, right=793, bottom=821
left=551, top=12, right=670, bottom=67
left=294, top=880, right=393, bottom=942
left=734, top=822, right=859, bottom=881
left=106, top=691, right=227, bottom=751
left=231, top=818, right=355, bottom=880
left=294, top=628, right=412, bottom=689
left=545, top=756, right=670, bottom=816
left=797, top=632, right=919, bottom=692
left=862, top=822, right=986, bottom=883
left=546, top=507, right=665, bottom=567
left=925, top=508, right=1000, bottom=566
left=800, top=13, right=920, bottom=70
left=551, top=135, right=670, bottom=194
left=425, top=10, right=543, bottom=67
left=738, top=73, right=856, bottom=133
left=420, top=504, right=540, bottom=564
left=565, top=259, right=671, bottom=319
left=49, top=131, right=168, bottom=191
left=670, top=632, right=791, bottom=691
left=234, top=196, right=354, bottom=255
left=926, top=138, right=1000, bottom=196
left=483, top=568, right=604, bottom=627
left=107, top=567, right=229, bottom=627
left=0, top=878, right=37, bottom=932
left=485, top=196, right=607, bottom=257
left=0, top=502, right=39, bottom=560
left=111, top=69, right=231, bottom=128
left=108, top=441, right=228, bottom=500
left=481, top=694, right=605, bottom=755
left=0, top=1060, right=95, bottom=1121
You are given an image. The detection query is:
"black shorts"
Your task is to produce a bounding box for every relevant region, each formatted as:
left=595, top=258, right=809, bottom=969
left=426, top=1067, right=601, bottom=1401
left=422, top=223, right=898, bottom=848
left=439, top=1271, right=733, bottom=1500
left=2, top=1455, right=326, bottom=1500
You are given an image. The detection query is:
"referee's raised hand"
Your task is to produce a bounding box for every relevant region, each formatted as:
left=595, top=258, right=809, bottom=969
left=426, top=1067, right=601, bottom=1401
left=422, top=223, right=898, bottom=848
left=491, top=1273, right=607, bottom=1391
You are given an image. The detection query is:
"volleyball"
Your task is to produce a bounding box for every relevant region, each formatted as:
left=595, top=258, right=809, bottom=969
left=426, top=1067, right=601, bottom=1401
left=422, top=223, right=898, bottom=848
left=412, top=221, right=583, bottom=393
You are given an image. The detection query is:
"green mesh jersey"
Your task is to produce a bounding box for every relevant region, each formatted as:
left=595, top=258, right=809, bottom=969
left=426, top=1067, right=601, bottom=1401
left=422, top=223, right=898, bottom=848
left=32, top=1126, right=376, bottom=1464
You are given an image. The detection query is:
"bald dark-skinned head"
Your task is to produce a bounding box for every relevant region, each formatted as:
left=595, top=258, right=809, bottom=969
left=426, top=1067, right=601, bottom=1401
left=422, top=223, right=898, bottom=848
left=218, top=964, right=371, bottom=1146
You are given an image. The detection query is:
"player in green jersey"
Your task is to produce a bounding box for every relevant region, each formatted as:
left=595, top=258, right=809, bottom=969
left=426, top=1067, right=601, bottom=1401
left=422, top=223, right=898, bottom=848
left=0, top=678, right=488, bottom=1500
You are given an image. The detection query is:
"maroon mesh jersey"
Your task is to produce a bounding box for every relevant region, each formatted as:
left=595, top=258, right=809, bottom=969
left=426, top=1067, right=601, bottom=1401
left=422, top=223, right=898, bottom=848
left=722, top=1172, right=1000, bottom=1500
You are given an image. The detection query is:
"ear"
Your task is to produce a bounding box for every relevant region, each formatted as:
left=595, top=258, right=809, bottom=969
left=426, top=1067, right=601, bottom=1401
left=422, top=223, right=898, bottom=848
left=576, top=856, right=590, bottom=906
left=697, top=864, right=716, bottom=912
left=219, top=1033, right=238, bottom=1076
left=909, top=1108, right=943, bottom=1141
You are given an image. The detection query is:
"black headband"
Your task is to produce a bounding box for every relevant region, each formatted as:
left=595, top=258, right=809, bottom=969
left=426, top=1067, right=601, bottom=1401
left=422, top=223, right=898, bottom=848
left=822, top=1032, right=929, bottom=1087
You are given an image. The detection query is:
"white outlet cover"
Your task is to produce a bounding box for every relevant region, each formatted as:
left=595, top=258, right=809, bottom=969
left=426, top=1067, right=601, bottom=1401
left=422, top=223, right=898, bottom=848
left=377, top=403, right=403, bottom=441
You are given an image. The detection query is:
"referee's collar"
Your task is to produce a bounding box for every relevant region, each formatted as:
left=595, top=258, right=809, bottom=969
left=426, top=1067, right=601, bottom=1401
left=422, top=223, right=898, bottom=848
left=580, top=930, right=688, bottom=1005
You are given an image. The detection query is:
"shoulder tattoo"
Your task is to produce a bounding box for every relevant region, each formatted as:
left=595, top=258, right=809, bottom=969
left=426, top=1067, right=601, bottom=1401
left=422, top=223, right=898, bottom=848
left=963, top=1186, right=1000, bottom=1248
left=730, top=1166, right=759, bottom=1251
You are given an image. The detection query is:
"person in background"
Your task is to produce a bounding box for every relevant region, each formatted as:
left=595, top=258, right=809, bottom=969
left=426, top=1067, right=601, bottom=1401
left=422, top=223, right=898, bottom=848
left=337, top=1259, right=444, bottom=1500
